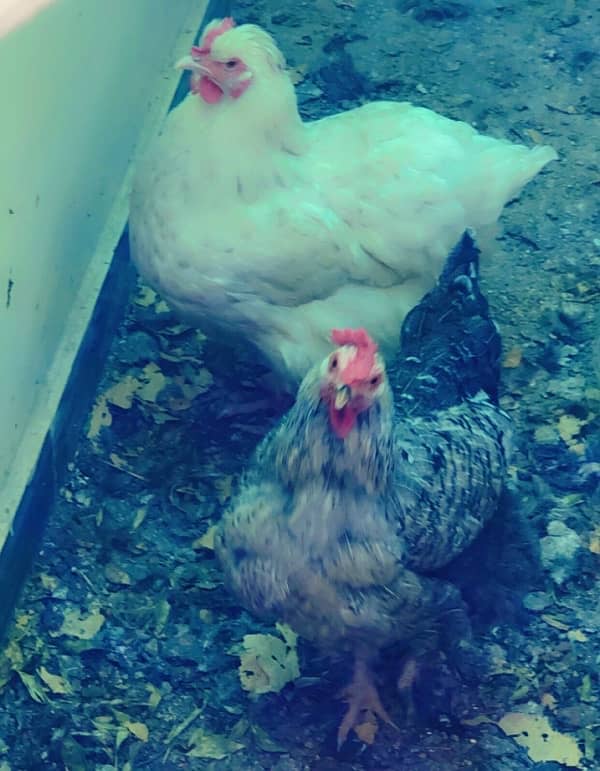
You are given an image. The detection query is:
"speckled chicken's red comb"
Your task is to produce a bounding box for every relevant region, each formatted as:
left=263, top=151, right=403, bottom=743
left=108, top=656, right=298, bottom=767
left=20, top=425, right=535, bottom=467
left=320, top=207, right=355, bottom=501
left=192, top=17, right=236, bottom=57
left=331, top=328, right=378, bottom=385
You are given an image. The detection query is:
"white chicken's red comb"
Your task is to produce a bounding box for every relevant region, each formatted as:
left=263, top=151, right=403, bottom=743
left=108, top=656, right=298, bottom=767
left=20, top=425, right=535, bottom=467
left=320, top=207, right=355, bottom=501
left=331, top=328, right=378, bottom=385
left=192, top=17, right=236, bottom=57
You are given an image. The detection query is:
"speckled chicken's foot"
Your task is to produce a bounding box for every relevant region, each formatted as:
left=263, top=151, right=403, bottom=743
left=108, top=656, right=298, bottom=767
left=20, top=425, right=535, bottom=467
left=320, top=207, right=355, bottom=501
left=337, top=657, right=398, bottom=749
left=396, top=656, right=419, bottom=721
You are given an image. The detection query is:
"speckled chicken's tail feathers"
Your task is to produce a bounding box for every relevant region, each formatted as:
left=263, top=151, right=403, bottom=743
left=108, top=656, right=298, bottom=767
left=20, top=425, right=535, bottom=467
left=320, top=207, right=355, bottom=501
left=395, top=231, right=502, bottom=411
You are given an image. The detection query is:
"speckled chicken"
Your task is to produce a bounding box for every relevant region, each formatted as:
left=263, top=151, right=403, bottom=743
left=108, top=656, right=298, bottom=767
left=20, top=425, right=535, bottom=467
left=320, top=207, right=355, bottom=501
left=215, top=232, right=511, bottom=745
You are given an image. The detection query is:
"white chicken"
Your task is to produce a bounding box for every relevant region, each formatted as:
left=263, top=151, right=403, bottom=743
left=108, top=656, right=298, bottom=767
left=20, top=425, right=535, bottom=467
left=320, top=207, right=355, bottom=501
left=129, top=17, right=557, bottom=390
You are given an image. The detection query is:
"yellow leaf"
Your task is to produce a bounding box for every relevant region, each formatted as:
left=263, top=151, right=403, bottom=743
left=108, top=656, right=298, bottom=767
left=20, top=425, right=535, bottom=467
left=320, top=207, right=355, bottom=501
left=193, top=525, right=217, bottom=551
left=461, top=715, right=494, bottom=727
left=17, top=671, right=48, bottom=703
left=106, top=376, right=140, bottom=409
left=589, top=530, right=600, bottom=554
left=165, top=707, right=203, bottom=745
left=288, top=64, right=307, bottom=85
left=87, top=396, right=112, bottom=439
left=134, top=285, right=158, bottom=307
left=557, top=414, right=584, bottom=444
left=137, top=363, right=167, bottom=402
left=154, top=598, right=171, bottom=635
left=567, top=629, right=588, bottom=643
left=132, top=506, right=147, bottom=530
left=540, top=692, right=558, bottom=711
left=55, top=608, right=105, bottom=640
left=503, top=347, right=523, bottom=368
left=354, top=710, right=378, bottom=744
left=237, top=624, right=300, bottom=695
left=37, top=666, right=72, bottom=695
left=108, top=452, right=129, bottom=470
left=187, top=728, right=244, bottom=759
left=155, top=300, right=170, bottom=314
left=125, top=721, right=149, bottom=742
left=498, top=712, right=582, bottom=766
left=104, top=564, right=132, bottom=585
left=525, top=128, right=546, bottom=144
left=39, top=573, right=59, bottom=591
left=146, top=684, right=162, bottom=709
left=541, top=614, right=570, bottom=631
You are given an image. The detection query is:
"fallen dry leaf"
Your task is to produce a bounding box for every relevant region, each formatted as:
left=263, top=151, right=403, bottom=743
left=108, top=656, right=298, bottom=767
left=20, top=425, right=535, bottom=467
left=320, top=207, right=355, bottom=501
left=87, top=396, right=112, bottom=439
left=155, top=299, right=171, bottom=314
left=588, top=528, right=600, bottom=554
left=541, top=614, right=570, bottom=632
left=146, top=683, right=162, bottom=708
left=558, top=414, right=584, bottom=444
left=54, top=608, right=105, bottom=640
left=525, top=128, right=546, bottom=144
left=288, top=64, right=307, bottom=85
left=567, top=629, right=588, bottom=643
left=17, top=671, right=48, bottom=703
left=187, top=727, right=245, bottom=759
left=134, top=284, right=158, bottom=307
left=37, top=666, right=72, bottom=695
left=104, top=564, right=132, bottom=586
left=125, top=721, right=149, bottom=742
left=106, top=376, right=140, bottom=409
left=193, top=525, right=217, bottom=551
left=237, top=623, right=299, bottom=695
left=498, top=712, right=582, bottom=767
left=540, top=692, right=558, bottom=711
left=503, top=347, right=523, bottom=368
left=354, top=710, right=378, bottom=744
left=137, top=363, right=167, bottom=402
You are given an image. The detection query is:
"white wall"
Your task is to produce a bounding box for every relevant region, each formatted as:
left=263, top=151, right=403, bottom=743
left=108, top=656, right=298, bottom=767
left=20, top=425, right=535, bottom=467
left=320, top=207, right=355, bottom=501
left=0, top=0, right=207, bottom=533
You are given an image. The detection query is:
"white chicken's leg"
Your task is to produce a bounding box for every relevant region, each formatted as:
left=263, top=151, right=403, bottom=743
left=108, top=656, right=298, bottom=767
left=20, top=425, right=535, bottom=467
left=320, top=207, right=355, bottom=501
left=337, top=653, right=397, bottom=748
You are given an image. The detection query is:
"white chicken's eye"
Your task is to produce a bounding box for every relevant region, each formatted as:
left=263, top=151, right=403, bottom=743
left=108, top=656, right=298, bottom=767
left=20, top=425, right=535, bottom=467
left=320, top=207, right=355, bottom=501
left=329, top=355, right=338, bottom=371
left=370, top=374, right=381, bottom=387
left=224, top=59, right=238, bottom=69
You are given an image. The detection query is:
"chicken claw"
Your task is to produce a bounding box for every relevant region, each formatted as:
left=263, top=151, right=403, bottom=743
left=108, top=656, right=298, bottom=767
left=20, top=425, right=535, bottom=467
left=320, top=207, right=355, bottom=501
left=337, top=657, right=397, bottom=749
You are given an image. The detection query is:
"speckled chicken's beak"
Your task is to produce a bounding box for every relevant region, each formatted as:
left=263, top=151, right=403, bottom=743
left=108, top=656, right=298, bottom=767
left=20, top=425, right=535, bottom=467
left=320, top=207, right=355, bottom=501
left=334, top=385, right=350, bottom=410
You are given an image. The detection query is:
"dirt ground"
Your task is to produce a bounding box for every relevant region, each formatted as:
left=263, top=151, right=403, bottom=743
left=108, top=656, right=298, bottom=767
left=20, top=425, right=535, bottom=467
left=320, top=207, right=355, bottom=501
left=1, top=0, right=599, bottom=769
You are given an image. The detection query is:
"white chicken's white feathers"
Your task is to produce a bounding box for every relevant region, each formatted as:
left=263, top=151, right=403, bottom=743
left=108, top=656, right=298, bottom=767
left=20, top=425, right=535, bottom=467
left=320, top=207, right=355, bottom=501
left=209, top=23, right=286, bottom=72
left=129, top=20, right=557, bottom=388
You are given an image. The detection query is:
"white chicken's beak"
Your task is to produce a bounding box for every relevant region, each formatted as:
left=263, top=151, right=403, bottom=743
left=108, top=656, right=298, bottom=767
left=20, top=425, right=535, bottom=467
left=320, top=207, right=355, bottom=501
left=175, top=54, right=206, bottom=72
left=334, top=385, right=350, bottom=410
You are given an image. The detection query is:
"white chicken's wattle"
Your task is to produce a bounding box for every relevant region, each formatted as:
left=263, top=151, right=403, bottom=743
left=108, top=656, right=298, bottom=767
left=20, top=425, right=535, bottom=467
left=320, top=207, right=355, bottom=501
left=129, top=17, right=557, bottom=389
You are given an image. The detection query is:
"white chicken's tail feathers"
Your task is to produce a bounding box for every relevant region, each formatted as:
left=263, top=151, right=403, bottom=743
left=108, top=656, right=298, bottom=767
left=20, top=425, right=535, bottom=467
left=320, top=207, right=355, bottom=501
left=459, top=141, right=558, bottom=224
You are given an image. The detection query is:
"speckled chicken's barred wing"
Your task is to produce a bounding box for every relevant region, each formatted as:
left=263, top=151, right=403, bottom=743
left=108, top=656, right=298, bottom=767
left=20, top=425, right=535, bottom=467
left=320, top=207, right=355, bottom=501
left=389, top=397, right=512, bottom=574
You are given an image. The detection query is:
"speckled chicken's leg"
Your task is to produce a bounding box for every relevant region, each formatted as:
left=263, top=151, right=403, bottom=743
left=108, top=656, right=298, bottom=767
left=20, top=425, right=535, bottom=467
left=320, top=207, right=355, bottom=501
left=337, top=653, right=397, bottom=749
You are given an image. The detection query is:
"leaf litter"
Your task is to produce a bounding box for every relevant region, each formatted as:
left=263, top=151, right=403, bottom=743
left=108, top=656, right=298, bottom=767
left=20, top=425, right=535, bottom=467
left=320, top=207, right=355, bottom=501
left=2, top=2, right=600, bottom=768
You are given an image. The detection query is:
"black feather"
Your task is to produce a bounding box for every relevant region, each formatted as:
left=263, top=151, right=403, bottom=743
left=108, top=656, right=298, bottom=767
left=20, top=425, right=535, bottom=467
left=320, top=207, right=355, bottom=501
left=391, top=230, right=502, bottom=414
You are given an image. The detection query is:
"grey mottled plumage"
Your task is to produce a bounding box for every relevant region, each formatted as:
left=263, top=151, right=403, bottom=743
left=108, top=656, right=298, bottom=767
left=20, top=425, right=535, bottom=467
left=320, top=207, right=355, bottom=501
left=215, top=232, right=511, bottom=660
